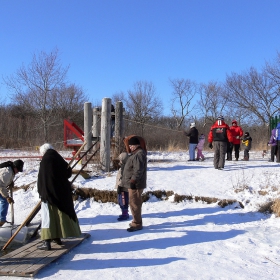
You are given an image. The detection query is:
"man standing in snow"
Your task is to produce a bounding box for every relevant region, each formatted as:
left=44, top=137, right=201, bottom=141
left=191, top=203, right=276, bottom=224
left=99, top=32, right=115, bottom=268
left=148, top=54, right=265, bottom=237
left=227, top=120, right=243, bottom=161
left=208, top=116, right=233, bottom=170
left=275, top=122, right=280, bottom=163
left=122, top=136, right=147, bottom=232
left=0, top=159, right=24, bottom=226
left=184, top=122, right=199, bottom=161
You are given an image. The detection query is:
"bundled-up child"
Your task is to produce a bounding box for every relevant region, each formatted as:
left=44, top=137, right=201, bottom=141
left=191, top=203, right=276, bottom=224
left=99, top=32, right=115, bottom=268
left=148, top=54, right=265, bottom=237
left=196, top=134, right=205, bottom=161
left=115, top=152, right=129, bottom=221
left=241, top=132, right=252, bottom=161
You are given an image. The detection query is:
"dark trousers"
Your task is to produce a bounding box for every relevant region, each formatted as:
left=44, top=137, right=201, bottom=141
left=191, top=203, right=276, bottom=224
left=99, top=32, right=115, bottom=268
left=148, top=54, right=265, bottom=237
left=227, top=144, right=240, bottom=160
left=244, top=148, right=250, bottom=159
left=270, top=145, right=278, bottom=162
left=118, top=191, right=129, bottom=210
left=214, top=141, right=227, bottom=169
left=277, top=141, right=280, bottom=162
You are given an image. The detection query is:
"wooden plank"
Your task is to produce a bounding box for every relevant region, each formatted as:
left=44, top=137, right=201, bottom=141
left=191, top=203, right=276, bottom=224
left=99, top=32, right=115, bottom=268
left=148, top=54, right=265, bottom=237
left=0, top=233, right=90, bottom=277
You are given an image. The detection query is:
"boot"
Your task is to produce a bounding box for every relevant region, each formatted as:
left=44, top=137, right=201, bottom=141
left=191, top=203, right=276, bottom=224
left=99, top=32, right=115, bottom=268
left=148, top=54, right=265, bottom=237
left=52, top=238, right=62, bottom=245
left=0, top=221, right=5, bottom=227
left=117, top=209, right=129, bottom=221
left=37, top=239, right=51, bottom=251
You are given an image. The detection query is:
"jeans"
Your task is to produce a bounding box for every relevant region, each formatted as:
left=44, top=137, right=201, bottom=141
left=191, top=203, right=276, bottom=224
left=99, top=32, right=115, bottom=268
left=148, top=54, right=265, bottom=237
left=0, top=193, right=8, bottom=223
left=189, top=143, right=197, bottom=160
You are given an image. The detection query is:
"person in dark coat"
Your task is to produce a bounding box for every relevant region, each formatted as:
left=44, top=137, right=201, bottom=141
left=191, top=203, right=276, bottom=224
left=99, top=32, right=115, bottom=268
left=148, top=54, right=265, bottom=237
left=241, top=132, right=252, bottom=161
left=208, top=116, right=233, bottom=170
left=184, top=122, right=199, bottom=161
left=122, top=136, right=147, bottom=232
left=268, top=128, right=277, bottom=162
left=37, top=143, right=81, bottom=250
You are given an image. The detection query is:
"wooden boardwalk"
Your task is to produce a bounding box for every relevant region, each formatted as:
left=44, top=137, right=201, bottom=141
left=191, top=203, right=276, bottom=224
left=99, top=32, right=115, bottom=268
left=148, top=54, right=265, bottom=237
left=0, top=233, right=90, bottom=277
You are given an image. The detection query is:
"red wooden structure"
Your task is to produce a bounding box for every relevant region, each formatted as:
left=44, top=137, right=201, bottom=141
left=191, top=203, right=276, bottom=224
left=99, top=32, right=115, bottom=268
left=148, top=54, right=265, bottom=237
left=63, top=119, right=84, bottom=151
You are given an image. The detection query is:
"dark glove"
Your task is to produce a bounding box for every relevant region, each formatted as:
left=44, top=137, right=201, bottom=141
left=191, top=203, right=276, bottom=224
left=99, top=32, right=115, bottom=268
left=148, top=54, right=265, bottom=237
left=229, top=143, right=233, bottom=149
left=8, top=181, right=14, bottom=189
left=117, top=186, right=122, bottom=194
left=130, top=183, right=136, bottom=189
left=208, top=143, right=213, bottom=149
left=7, top=197, right=14, bottom=204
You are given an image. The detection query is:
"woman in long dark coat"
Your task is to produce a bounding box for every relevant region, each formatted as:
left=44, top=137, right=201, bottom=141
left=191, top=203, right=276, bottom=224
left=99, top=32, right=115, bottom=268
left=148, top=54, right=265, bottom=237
left=37, top=143, right=81, bottom=250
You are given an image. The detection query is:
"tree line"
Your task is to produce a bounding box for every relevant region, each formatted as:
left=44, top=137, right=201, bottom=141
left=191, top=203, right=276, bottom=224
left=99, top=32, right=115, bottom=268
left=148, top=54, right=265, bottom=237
left=1, top=48, right=279, bottom=151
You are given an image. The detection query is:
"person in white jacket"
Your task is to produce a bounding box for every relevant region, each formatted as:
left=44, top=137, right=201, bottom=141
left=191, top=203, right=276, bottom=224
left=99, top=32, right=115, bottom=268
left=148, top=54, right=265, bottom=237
left=196, top=134, right=205, bottom=161
left=0, top=160, right=24, bottom=226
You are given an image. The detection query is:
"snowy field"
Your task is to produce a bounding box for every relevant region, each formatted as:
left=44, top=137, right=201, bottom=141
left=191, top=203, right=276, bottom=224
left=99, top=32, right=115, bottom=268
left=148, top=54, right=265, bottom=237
left=1, top=148, right=280, bottom=279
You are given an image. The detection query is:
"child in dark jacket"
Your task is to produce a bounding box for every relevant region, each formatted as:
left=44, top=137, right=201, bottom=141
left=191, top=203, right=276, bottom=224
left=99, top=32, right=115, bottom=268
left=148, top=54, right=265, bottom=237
left=241, top=132, right=252, bottom=161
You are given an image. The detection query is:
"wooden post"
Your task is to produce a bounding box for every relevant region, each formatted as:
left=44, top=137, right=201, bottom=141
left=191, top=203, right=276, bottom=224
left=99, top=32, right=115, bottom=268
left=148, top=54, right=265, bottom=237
left=100, top=98, right=111, bottom=172
left=114, top=101, right=124, bottom=157
left=92, top=107, right=100, bottom=138
left=84, top=102, right=92, bottom=151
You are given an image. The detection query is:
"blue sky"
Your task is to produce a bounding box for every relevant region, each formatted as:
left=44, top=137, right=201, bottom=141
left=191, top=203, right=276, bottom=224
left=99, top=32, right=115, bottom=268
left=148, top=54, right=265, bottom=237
left=1, top=0, right=280, bottom=115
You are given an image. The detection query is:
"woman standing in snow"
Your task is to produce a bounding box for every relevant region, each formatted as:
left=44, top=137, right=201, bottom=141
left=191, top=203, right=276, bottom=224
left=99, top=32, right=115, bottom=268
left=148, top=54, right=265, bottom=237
left=37, top=143, right=81, bottom=250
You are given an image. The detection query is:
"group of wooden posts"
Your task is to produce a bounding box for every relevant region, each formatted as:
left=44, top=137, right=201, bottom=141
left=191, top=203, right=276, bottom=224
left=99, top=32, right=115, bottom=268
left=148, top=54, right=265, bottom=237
left=1, top=98, right=124, bottom=251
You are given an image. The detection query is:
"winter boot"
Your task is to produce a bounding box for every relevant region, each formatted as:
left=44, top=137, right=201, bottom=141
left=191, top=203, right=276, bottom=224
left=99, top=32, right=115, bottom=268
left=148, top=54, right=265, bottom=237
left=117, top=209, right=129, bottom=221
left=37, top=239, right=51, bottom=251
left=52, top=238, right=62, bottom=245
left=0, top=221, right=5, bottom=227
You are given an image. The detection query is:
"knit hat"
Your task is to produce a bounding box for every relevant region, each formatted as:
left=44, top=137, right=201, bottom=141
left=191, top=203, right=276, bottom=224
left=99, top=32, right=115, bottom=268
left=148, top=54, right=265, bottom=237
left=13, top=159, right=24, bottom=172
left=128, top=137, right=140, bottom=145
left=190, top=122, right=196, bottom=128
left=232, top=120, right=237, bottom=125
left=244, top=132, right=250, bottom=137
left=217, top=115, right=224, bottom=121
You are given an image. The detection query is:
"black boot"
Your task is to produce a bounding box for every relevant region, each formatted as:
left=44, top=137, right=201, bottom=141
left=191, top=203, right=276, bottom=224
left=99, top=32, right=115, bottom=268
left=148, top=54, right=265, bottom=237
left=52, top=238, right=62, bottom=245
left=37, top=239, right=51, bottom=251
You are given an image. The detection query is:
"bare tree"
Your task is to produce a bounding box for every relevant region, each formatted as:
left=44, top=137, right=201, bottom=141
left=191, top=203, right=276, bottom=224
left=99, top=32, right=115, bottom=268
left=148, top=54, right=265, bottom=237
left=198, top=81, right=229, bottom=126
left=169, top=78, right=197, bottom=129
left=3, top=48, right=82, bottom=142
left=225, top=67, right=279, bottom=125
left=125, top=81, right=163, bottom=136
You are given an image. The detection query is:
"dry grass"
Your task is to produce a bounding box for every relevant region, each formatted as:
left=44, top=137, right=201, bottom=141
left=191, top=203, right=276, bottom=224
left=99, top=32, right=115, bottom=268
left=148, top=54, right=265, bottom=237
left=272, top=198, right=280, bottom=217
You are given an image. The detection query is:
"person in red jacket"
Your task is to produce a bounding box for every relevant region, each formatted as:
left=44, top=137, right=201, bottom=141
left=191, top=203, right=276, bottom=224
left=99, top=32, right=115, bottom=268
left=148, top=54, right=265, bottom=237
left=208, top=116, right=233, bottom=170
left=227, top=120, right=243, bottom=161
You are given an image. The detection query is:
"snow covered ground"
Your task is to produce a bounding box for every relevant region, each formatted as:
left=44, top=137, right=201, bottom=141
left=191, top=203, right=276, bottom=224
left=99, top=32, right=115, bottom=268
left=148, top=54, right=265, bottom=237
left=1, top=148, right=280, bottom=279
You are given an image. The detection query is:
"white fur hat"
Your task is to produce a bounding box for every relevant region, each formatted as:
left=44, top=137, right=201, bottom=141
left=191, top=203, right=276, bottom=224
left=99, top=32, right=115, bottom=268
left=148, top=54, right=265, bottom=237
left=39, top=143, right=54, bottom=156
left=190, top=122, right=196, bottom=128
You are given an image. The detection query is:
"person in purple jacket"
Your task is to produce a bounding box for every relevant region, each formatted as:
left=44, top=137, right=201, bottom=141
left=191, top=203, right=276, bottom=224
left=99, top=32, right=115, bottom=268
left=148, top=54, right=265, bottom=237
left=268, top=128, right=278, bottom=162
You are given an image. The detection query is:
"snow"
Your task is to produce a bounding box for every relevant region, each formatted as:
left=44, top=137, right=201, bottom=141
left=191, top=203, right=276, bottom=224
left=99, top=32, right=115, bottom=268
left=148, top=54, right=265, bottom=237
left=1, top=149, right=280, bottom=279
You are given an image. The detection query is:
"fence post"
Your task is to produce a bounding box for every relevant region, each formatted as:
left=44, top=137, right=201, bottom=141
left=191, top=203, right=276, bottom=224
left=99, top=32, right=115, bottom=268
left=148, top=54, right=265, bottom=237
left=100, top=98, right=111, bottom=171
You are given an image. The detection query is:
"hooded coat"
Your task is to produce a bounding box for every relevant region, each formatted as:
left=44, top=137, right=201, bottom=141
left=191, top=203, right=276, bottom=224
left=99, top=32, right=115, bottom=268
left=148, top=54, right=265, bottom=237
left=230, top=120, right=243, bottom=145
left=208, top=119, right=233, bottom=143
left=37, top=149, right=77, bottom=221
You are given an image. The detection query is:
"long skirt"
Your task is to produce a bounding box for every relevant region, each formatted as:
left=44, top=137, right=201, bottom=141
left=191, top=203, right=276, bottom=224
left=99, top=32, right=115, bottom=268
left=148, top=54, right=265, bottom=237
left=41, top=202, right=81, bottom=240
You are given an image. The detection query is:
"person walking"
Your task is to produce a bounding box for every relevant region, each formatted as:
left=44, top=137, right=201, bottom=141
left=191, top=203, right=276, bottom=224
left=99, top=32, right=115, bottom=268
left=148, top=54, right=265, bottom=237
left=122, top=136, right=147, bottom=232
left=275, top=122, right=280, bottom=163
left=184, top=122, right=199, bottom=161
left=227, top=120, right=243, bottom=161
left=268, top=127, right=278, bottom=162
left=208, top=116, right=233, bottom=170
left=241, top=132, right=252, bottom=161
left=37, top=143, right=81, bottom=250
left=0, top=160, right=24, bottom=226
left=115, top=152, right=129, bottom=221
left=196, top=133, right=205, bottom=161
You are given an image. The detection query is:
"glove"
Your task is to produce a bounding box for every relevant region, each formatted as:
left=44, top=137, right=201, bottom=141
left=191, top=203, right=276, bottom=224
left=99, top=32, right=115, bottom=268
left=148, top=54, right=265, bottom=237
left=208, top=143, right=213, bottom=149
left=229, top=143, right=233, bottom=149
left=236, top=136, right=240, bottom=139
left=7, top=197, right=14, bottom=204
left=8, top=181, right=14, bottom=189
left=130, top=183, right=136, bottom=189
